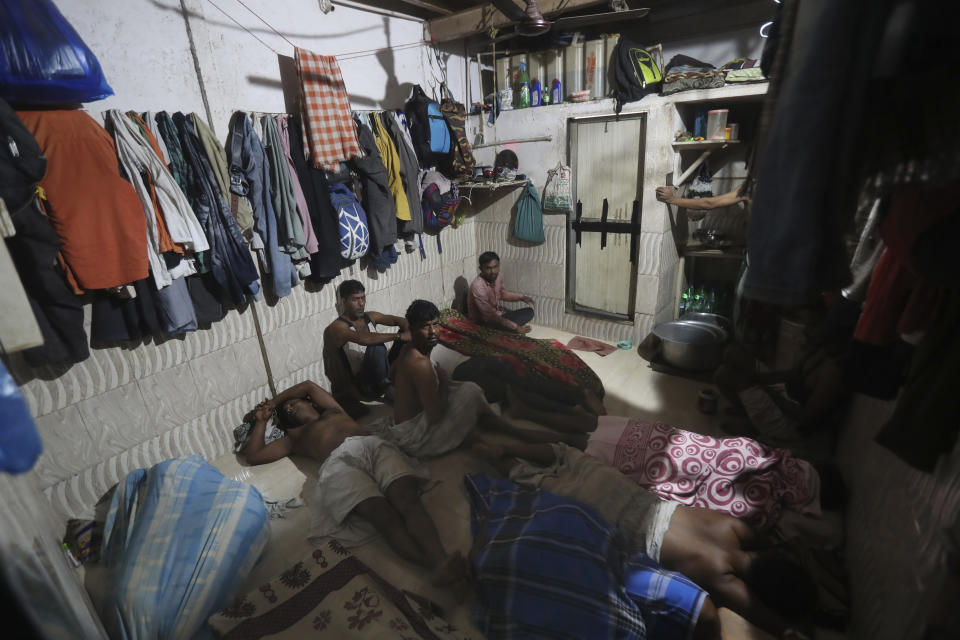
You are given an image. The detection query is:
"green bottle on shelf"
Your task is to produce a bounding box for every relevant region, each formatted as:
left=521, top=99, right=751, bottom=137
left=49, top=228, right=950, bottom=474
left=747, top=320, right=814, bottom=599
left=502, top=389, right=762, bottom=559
left=518, top=62, right=531, bottom=109
left=692, top=286, right=703, bottom=312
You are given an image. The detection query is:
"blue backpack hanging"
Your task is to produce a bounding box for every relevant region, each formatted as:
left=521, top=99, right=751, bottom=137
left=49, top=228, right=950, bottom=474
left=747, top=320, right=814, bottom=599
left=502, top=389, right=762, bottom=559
left=514, top=180, right=546, bottom=243
left=328, top=181, right=370, bottom=260
left=417, top=182, right=461, bottom=258
left=404, top=85, right=451, bottom=168
left=0, top=0, right=114, bottom=104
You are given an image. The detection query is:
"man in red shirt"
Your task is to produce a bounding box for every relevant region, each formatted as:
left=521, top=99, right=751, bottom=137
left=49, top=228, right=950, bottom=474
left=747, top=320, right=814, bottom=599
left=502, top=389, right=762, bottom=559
left=466, top=251, right=535, bottom=334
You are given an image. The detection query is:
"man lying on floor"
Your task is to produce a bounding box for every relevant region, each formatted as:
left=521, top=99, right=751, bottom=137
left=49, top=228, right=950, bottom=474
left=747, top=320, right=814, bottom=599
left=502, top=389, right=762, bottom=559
left=472, top=440, right=819, bottom=639
left=363, top=299, right=585, bottom=457
left=454, top=358, right=826, bottom=530
left=241, top=381, right=469, bottom=597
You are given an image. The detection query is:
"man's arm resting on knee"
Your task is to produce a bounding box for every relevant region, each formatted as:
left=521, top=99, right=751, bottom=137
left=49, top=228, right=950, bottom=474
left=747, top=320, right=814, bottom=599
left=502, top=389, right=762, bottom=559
left=244, top=403, right=294, bottom=465
left=468, top=280, right=520, bottom=331
left=367, top=311, right=410, bottom=336
left=327, top=317, right=409, bottom=347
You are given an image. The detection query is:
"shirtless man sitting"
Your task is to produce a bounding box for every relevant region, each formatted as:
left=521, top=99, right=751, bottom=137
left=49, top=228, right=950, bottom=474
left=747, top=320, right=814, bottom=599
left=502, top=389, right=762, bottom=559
left=242, top=380, right=467, bottom=595
left=473, top=441, right=818, bottom=639
left=364, top=299, right=585, bottom=458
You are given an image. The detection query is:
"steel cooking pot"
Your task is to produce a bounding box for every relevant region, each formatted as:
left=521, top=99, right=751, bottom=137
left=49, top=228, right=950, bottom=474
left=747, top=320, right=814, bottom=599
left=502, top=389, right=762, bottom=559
left=651, top=320, right=728, bottom=371
left=679, top=312, right=731, bottom=332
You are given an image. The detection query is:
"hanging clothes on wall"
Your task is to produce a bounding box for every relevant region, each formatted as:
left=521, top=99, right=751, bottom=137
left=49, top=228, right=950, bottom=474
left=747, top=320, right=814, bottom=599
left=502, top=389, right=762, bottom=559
left=853, top=180, right=953, bottom=346
left=105, top=109, right=207, bottom=289
left=154, top=112, right=191, bottom=206
left=16, top=110, right=149, bottom=292
left=370, top=113, right=409, bottom=227
left=384, top=111, right=423, bottom=236
left=5, top=200, right=89, bottom=365
left=174, top=112, right=260, bottom=305
left=351, top=118, right=397, bottom=268
left=294, top=47, right=363, bottom=171
left=126, top=113, right=187, bottom=258
left=107, top=109, right=202, bottom=336
left=228, top=112, right=298, bottom=299
left=743, top=0, right=889, bottom=304
left=287, top=114, right=341, bottom=283
left=0, top=100, right=86, bottom=365
left=275, top=115, right=318, bottom=256
left=191, top=114, right=255, bottom=240
left=260, top=115, right=309, bottom=264
left=90, top=278, right=164, bottom=344
left=142, top=111, right=170, bottom=165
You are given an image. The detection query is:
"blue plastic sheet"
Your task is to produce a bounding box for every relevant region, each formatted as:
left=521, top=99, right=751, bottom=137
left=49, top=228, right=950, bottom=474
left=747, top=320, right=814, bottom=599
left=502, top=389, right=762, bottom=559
left=0, top=360, right=41, bottom=474
left=0, top=0, right=114, bottom=104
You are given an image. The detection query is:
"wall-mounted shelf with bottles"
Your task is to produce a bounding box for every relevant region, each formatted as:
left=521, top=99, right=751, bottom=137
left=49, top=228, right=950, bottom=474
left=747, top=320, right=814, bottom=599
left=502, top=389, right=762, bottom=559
left=668, top=87, right=766, bottom=319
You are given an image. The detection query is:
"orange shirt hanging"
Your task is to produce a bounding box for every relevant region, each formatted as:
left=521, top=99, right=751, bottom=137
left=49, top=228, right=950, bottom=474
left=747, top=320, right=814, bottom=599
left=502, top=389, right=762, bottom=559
left=17, top=109, right=149, bottom=292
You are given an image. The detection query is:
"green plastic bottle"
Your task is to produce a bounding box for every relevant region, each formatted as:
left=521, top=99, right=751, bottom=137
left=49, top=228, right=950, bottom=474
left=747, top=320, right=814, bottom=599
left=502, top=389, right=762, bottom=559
left=518, top=61, right=531, bottom=109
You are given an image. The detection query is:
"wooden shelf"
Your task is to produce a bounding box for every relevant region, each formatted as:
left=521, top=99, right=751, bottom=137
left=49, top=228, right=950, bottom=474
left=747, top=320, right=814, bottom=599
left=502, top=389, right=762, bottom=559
left=672, top=140, right=740, bottom=151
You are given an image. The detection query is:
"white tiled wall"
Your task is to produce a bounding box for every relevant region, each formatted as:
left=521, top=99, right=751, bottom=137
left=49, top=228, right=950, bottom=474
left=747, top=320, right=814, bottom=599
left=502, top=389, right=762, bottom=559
left=5, top=223, right=474, bottom=520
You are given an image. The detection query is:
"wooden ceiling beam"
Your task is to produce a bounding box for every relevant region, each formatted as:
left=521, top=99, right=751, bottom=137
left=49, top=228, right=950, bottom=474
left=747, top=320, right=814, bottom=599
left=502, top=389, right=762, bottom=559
left=427, top=0, right=609, bottom=43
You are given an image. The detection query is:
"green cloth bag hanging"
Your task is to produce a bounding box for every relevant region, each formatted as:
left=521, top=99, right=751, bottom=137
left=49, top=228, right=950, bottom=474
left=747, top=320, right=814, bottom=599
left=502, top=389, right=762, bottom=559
left=514, top=180, right=546, bottom=243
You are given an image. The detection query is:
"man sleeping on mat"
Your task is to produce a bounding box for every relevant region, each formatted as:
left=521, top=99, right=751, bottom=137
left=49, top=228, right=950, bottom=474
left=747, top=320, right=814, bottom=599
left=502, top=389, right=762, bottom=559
left=241, top=381, right=469, bottom=599
left=450, top=378, right=825, bottom=531
left=472, top=440, right=819, bottom=640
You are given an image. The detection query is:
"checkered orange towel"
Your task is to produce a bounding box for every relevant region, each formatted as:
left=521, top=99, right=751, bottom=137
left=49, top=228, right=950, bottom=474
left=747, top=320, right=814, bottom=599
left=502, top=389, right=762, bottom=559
left=294, top=47, right=362, bottom=171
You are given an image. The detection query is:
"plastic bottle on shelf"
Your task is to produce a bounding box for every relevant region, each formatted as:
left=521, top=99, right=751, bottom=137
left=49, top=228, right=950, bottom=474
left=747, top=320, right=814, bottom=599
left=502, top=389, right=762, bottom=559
left=705, top=287, right=716, bottom=313
left=551, top=78, right=562, bottom=104
left=518, top=62, right=531, bottom=109
left=531, top=78, right=542, bottom=106
left=679, top=289, right=689, bottom=316
left=692, top=286, right=703, bottom=312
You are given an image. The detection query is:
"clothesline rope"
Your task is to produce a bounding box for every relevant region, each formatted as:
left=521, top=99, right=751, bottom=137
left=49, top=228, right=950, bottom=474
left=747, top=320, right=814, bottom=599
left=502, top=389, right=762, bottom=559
left=232, top=0, right=298, bottom=50
left=205, top=0, right=280, bottom=55
left=202, top=0, right=428, bottom=60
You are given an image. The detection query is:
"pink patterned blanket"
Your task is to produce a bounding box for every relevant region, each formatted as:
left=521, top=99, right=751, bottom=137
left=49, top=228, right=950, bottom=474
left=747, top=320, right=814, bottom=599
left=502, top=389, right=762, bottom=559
left=585, top=417, right=820, bottom=529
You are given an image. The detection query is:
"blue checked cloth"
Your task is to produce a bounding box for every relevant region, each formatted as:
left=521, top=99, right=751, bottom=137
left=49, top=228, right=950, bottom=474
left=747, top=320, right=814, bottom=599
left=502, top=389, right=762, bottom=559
left=624, top=553, right=707, bottom=640
left=465, top=473, right=647, bottom=640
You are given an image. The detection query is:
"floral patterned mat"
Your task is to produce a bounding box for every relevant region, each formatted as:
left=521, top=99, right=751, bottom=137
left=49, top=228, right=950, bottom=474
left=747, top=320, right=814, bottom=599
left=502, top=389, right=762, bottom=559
left=209, top=541, right=474, bottom=639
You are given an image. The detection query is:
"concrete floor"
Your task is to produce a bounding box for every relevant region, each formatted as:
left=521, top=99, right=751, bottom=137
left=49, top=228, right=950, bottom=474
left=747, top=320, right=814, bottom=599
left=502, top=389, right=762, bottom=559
left=215, top=322, right=844, bottom=639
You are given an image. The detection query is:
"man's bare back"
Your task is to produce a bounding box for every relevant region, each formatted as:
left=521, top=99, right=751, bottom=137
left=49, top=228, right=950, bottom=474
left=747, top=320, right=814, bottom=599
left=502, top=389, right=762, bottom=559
left=390, top=344, right=440, bottom=423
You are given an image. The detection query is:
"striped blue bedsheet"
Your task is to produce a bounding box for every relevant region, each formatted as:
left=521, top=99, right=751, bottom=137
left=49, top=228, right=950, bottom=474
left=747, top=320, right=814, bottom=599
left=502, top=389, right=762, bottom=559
left=98, top=455, right=269, bottom=639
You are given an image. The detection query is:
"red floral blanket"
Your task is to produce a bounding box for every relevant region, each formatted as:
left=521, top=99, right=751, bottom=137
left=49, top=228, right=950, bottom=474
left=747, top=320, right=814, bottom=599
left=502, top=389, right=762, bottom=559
left=438, top=309, right=605, bottom=399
